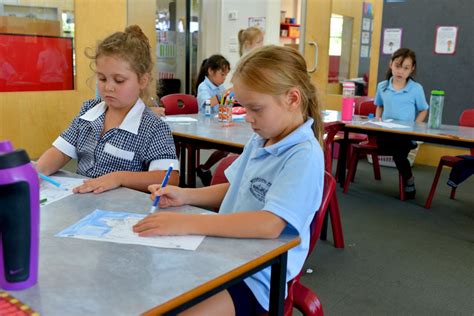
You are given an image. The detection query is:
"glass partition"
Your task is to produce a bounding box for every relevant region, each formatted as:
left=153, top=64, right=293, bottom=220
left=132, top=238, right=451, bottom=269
left=326, top=0, right=373, bottom=96
left=0, top=0, right=75, bottom=92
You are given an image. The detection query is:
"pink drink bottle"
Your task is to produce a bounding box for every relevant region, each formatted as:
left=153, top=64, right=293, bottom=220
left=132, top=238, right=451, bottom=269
left=341, top=81, right=355, bottom=121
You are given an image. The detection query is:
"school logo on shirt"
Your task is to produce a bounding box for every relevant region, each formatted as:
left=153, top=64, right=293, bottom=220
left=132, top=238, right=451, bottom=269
left=250, top=178, right=272, bottom=202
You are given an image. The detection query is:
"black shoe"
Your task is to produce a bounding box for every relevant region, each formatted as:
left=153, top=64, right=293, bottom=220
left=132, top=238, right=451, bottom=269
left=196, top=166, right=212, bottom=186
left=405, top=188, right=416, bottom=200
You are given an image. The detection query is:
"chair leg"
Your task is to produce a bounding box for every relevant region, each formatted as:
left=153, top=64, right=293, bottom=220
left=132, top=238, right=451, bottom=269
left=344, top=147, right=359, bottom=193
left=450, top=187, right=457, bottom=199
left=329, top=191, right=344, bottom=248
left=293, top=282, right=324, bottom=316
left=320, top=212, right=329, bottom=241
left=399, top=174, right=406, bottom=201
left=371, top=154, right=382, bottom=180
left=179, top=144, right=187, bottom=187
left=425, top=160, right=445, bottom=209
left=350, top=149, right=360, bottom=182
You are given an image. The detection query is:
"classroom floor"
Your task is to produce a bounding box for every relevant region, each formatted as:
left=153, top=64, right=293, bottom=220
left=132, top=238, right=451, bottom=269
left=301, top=160, right=474, bottom=315
left=64, top=155, right=474, bottom=315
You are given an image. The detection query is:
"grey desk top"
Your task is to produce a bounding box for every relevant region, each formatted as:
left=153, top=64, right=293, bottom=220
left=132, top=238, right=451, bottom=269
left=166, top=114, right=252, bottom=148
left=14, top=178, right=298, bottom=315
left=167, top=111, right=474, bottom=148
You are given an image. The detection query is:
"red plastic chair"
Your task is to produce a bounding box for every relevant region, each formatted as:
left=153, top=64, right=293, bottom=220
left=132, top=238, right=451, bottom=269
left=425, top=109, right=474, bottom=208
left=342, top=100, right=407, bottom=200
left=210, top=154, right=239, bottom=186
left=160, top=93, right=198, bottom=115
left=211, top=157, right=344, bottom=315
left=160, top=94, right=199, bottom=187
left=320, top=122, right=346, bottom=248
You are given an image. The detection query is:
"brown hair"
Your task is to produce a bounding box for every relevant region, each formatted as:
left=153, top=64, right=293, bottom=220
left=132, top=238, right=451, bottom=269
left=238, top=26, right=264, bottom=57
left=86, top=25, right=154, bottom=103
left=384, top=48, right=417, bottom=90
left=232, top=45, right=323, bottom=145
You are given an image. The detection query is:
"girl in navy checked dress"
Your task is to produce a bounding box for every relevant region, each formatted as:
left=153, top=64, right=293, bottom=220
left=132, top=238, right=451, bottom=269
left=36, top=25, right=179, bottom=193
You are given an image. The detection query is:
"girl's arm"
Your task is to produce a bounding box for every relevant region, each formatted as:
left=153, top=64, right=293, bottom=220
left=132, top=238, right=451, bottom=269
left=416, top=109, right=428, bottom=122
left=375, top=106, right=384, bottom=120
left=72, top=170, right=180, bottom=194
left=36, top=147, right=72, bottom=175
left=134, top=210, right=287, bottom=239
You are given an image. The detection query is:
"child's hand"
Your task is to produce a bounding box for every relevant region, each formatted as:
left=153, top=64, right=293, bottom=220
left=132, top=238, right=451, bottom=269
left=133, top=212, right=189, bottom=236
left=148, top=184, right=186, bottom=208
left=73, top=172, right=122, bottom=194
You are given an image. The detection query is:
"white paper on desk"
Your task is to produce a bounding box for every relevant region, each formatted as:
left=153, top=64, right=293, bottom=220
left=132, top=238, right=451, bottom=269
left=369, top=121, right=410, bottom=129
left=56, top=209, right=205, bottom=251
left=40, top=176, right=85, bottom=206
left=163, top=116, right=198, bottom=122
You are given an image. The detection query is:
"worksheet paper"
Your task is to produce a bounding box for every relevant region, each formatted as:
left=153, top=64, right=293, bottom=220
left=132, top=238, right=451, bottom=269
left=367, top=121, right=410, bottom=129
left=56, top=209, right=205, bottom=251
left=163, top=116, right=198, bottom=122
left=40, top=176, right=85, bottom=206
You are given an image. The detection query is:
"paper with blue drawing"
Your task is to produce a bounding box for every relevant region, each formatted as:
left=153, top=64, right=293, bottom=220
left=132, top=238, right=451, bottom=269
left=56, top=209, right=205, bottom=250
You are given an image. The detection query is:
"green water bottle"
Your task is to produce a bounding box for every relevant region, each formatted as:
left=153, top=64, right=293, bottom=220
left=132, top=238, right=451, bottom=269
left=428, top=90, right=445, bottom=129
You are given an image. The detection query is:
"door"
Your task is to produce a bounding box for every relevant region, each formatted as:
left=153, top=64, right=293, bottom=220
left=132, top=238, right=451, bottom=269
left=302, top=0, right=383, bottom=110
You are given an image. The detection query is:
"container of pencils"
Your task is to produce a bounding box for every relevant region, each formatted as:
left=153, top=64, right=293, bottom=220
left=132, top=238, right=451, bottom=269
left=218, top=92, right=234, bottom=123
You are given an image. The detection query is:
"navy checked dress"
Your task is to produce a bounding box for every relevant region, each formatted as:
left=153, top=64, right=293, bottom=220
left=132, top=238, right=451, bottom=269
left=52, top=98, right=178, bottom=178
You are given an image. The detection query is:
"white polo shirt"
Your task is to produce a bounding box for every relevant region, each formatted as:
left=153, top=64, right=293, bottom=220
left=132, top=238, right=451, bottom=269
left=53, top=98, right=178, bottom=178
left=220, top=117, right=324, bottom=311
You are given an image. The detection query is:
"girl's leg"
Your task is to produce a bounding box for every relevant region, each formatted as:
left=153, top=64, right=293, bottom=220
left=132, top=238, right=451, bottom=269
left=197, top=150, right=230, bottom=186
left=179, top=290, right=235, bottom=316
left=392, top=140, right=417, bottom=198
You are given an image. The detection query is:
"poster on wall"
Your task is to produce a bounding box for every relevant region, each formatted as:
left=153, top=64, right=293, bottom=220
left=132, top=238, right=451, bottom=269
left=434, top=26, right=458, bottom=54
left=248, top=17, right=266, bottom=32
left=360, top=45, right=369, bottom=58
left=382, top=28, right=402, bottom=55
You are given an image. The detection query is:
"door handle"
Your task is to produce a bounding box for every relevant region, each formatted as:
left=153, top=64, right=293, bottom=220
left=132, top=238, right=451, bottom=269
left=307, top=41, right=318, bottom=73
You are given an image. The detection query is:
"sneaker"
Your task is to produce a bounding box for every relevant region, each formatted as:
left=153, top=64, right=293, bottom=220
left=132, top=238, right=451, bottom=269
left=405, top=188, right=416, bottom=200
left=404, top=182, right=416, bottom=199
left=196, top=166, right=212, bottom=186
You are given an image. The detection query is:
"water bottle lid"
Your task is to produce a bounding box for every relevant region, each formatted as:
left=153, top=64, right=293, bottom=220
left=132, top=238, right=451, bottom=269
left=0, top=149, right=31, bottom=170
left=431, top=90, right=445, bottom=96
left=343, top=81, right=355, bottom=89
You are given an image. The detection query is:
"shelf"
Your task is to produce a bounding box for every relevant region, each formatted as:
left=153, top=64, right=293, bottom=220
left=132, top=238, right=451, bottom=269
left=280, top=23, right=300, bottom=38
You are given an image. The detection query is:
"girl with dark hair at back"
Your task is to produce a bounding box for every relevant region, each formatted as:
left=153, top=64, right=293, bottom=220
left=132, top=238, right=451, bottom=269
left=374, top=48, right=429, bottom=199
left=195, top=54, right=231, bottom=186
left=196, top=54, right=230, bottom=112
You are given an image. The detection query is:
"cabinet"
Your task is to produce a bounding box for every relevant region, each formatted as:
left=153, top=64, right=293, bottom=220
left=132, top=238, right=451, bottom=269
left=280, top=23, right=300, bottom=39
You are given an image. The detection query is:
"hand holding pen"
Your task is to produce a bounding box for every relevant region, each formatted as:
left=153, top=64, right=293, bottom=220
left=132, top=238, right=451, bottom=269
left=149, top=164, right=174, bottom=213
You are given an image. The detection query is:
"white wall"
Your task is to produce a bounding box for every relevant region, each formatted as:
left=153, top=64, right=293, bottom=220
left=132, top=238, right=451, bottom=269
left=200, top=0, right=281, bottom=86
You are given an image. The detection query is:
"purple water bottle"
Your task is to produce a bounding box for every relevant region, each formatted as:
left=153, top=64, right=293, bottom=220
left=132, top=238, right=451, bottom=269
left=0, top=140, right=39, bottom=290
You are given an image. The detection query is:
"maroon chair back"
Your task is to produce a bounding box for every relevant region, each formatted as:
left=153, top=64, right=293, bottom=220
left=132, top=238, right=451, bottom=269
left=357, top=100, right=377, bottom=116
left=354, top=97, right=375, bottom=115
left=210, top=155, right=239, bottom=186
left=459, top=109, right=474, bottom=127
left=459, top=109, right=474, bottom=155
left=282, top=171, right=336, bottom=315
left=161, top=93, right=198, bottom=115
left=323, top=121, right=345, bottom=173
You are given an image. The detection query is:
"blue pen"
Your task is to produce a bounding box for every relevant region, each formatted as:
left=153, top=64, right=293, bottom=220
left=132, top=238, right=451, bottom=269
left=149, top=163, right=174, bottom=214
left=38, top=173, right=68, bottom=191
